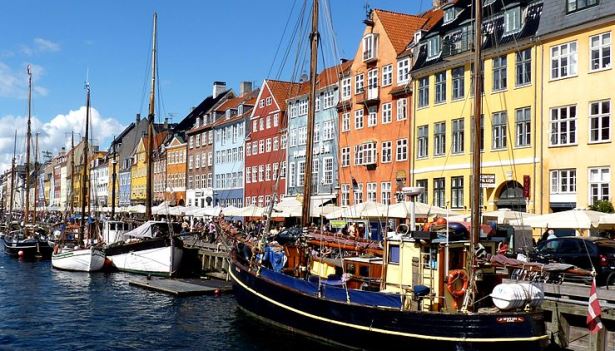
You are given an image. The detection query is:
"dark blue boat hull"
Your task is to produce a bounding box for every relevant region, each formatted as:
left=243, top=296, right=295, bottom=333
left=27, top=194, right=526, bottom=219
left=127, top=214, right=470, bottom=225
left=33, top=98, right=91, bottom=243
left=230, top=260, right=548, bottom=351
left=2, top=236, right=53, bottom=259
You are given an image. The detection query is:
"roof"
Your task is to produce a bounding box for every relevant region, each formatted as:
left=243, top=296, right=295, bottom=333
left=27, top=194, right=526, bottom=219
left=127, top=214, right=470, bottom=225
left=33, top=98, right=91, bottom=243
left=374, top=9, right=428, bottom=54
left=141, top=130, right=168, bottom=151
left=173, top=89, right=233, bottom=133
left=286, top=60, right=353, bottom=101
left=215, top=89, right=260, bottom=113
left=266, top=79, right=304, bottom=112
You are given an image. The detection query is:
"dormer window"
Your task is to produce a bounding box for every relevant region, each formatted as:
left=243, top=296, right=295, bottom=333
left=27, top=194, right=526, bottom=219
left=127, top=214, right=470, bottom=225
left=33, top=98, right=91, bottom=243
left=567, top=0, right=598, bottom=13
left=484, top=0, right=496, bottom=6
left=194, top=117, right=200, bottom=128
left=413, top=31, right=422, bottom=45
left=427, top=35, right=441, bottom=59
left=504, top=7, right=521, bottom=34
left=238, top=104, right=244, bottom=115
left=362, top=33, right=378, bottom=62
left=443, top=7, right=457, bottom=24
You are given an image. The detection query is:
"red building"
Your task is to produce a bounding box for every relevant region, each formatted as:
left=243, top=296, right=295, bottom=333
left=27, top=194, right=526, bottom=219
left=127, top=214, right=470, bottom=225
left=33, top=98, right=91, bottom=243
left=244, top=80, right=302, bottom=207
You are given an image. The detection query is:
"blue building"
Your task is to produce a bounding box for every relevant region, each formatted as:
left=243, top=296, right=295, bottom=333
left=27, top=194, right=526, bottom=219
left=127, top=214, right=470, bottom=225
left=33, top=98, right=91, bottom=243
left=212, top=86, right=258, bottom=208
left=286, top=61, right=352, bottom=201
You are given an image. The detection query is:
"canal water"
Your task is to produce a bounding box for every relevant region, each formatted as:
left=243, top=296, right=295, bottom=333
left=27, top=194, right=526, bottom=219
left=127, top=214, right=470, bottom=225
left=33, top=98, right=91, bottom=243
left=0, top=250, right=341, bottom=351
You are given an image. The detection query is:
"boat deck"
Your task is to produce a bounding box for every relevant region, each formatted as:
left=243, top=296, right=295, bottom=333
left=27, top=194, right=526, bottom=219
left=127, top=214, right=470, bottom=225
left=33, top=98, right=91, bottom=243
left=128, top=276, right=232, bottom=297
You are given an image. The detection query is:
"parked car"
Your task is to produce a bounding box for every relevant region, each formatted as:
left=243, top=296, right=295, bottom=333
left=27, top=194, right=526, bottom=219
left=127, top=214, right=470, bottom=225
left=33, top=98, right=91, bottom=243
left=529, top=236, right=615, bottom=286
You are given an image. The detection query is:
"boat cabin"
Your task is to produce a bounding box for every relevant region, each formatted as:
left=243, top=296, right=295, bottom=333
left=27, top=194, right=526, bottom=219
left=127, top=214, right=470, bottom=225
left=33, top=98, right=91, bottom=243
left=383, top=233, right=496, bottom=312
left=102, top=220, right=133, bottom=244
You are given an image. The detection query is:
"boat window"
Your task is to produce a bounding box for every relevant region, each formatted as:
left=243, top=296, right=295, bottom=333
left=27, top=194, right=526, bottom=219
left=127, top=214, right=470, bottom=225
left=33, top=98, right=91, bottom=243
left=359, top=265, right=369, bottom=277
left=388, top=245, right=400, bottom=264
left=110, top=223, right=116, bottom=231
left=347, top=263, right=356, bottom=274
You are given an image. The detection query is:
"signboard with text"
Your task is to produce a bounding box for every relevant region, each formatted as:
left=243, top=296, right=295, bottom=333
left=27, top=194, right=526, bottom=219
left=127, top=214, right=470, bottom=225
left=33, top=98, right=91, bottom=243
left=480, top=174, right=496, bottom=188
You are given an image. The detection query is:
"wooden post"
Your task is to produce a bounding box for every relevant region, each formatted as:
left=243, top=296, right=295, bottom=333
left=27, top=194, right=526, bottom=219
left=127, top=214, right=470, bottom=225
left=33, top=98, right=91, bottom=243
left=589, top=327, right=607, bottom=351
left=548, top=305, right=570, bottom=349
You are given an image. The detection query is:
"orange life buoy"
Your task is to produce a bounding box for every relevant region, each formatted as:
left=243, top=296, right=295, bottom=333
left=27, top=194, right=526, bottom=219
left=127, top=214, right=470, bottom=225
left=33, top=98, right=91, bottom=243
left=446, top=269, right=469, bottom=298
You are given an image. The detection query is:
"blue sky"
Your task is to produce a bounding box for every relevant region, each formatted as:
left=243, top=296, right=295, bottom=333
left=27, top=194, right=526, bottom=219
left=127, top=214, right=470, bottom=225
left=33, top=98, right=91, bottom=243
left=0, top=0, right=428, bottom=170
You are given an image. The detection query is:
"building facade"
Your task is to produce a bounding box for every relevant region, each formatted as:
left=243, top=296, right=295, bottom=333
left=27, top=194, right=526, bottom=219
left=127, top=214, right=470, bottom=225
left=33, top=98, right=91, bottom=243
left=165, top=135, right=187, bottom=206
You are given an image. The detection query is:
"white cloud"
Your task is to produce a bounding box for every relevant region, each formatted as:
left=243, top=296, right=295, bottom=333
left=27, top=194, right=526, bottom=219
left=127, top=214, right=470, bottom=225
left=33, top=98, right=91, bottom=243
left=0, top=107, right=125, bottom=173
left=33, top=38, right=60, bottom=53
left=0, top=61, right=47, bottom=98
left=20, top=38, right=61, bottom=56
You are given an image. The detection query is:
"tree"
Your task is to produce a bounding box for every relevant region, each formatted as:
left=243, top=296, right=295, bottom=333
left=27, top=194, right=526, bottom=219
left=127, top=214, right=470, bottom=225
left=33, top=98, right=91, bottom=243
left=589, top=200, right=615, bottom=213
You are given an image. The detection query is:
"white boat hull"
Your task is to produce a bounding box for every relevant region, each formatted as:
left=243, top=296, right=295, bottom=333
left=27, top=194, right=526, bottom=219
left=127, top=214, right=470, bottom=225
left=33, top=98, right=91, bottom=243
left=52, top=247, right=106, bottom=272
left=107, top=246, right=183, bottom=276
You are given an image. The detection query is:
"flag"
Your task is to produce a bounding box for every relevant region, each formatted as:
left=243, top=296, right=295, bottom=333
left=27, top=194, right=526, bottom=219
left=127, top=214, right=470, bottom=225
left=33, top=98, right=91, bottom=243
left=587, top=277, right=603, bottom=334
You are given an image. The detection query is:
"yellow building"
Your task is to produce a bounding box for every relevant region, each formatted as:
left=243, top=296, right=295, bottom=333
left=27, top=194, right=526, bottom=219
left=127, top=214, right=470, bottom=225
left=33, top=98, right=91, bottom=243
left=538, top=1, right=615, bottom=213
left=130, top=137, right=147, bottom=204
left=411, top=0, right=543, bottom=214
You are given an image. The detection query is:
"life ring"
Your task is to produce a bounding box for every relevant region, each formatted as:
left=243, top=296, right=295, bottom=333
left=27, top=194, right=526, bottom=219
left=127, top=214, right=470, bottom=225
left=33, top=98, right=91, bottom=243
left=446, top=269, right=469, bottom=298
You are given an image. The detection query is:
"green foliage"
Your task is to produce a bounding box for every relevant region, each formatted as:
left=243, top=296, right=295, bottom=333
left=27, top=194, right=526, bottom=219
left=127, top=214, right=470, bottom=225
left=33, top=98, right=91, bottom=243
left=589, top=200, right=615, bottom=213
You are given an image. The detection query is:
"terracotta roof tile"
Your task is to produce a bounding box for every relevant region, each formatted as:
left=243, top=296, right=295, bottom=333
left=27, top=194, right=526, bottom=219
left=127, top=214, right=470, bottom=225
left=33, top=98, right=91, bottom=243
left=266, top=79, right=304, bottom=111
left=374, top=9, right=428, bottom=54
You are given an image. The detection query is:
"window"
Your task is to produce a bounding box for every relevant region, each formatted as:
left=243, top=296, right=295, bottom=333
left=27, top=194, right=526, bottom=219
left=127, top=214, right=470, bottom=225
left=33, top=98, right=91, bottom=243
left=417, top=125, right=429, bottom=158
left=342, top=113, right=350, bottom=132
left=311, top=160, right=319, bottom=189
left=550, top=169, right=576, bottom=194
left=504, top=7, right=521, bottom=34
left=516, top=49, right=531, bottom=86
left=492, top=55, right=507, bottom=91
left=354, top=110, right=364, bottom=129
left=265, top=164, right=271, bottom=181
left=259, top=118, right=264, bottom=131
left=434, top=122, right=446, bottom=156
left=195, top=134, right=201, bottom=147
left=354, top=183, right=363, bottom=204
left=288, top=162, right=296, bottom=188
left=396, top=139, right=408, bottom=161
left=322, top=90, right=335, bottom=109
left=259, top=140, right=265, bottom=153
left=397, top=58, right=410, bottom=84
left=341, top=184, right=350, bottom=206
left=258, top=165, right=264, bottom=182
left=590, top=100, right=611, bottom=143
left=273, top=113, right=279, bottom=127
left=251, top=141, right=258, bottom=155
left=381, top=141, right=392, bottom=163
left=368, top=109, right=377, bottom=127
left=452, top=118, right=464, bottom=154
left=298, top=126, right=307, bottom=145
left=272, top=162, right=279, bottom=180
left=322, top=120, right=334, bottom=140
left=416, top=179, right=428, bottom=204
left=451, top=176, right=464, bottom=208
left=435, top=71, right=446, bottom=103
left=550, top=105, right=577, bottom=146
left=590, top=32, right=611, bottom=71
left=189, top=136, right=194, bottom=148
left=266, top=138, right=272, bottom=152
left=273, top=137, right=279, bottom=151
left=381, top=182, right=391, bottom=205
left=396, top=98, right=408, bottom=121
left=443, top=7, right=456, bottom=24
left=341, top=78, right=351, bottom=100
left=281, top=134, right=287, bottom=149
left=362, top=142, right=377, bottom=165
left=452, top=67, right=464, bottom=100
left=589, top=168, right=610, bottom=204
left=367, top=183, right=377, bottom=202
left=341, top=147, right=350, bottom=167
left=515, top=107, right=531, bottom=147
left=382, top=103, right=392, bottom=124
left=355, top=74, right=364, bottom=94
left=551, top=42, right=577, bottom=79
left=427, top=36, right=441, bottom=59
left=354, top=145, right=363, bottom=165
left=362, top=33, right=377, bottom=61
left=566, top=0, right=598, bottom=13
left=492, top=112, right=507, bottom=150
left=266, top=115, right=271, bottom=129
left=382, top=64, right=393, bottom=86
left=297, top=161, right=305, bottom=187
left=433, top=178, right=445, bottom=207
left=418, top=77, right=429, bottom=108
left=266, top=96, right=272, bottom=105
left=388, top=245, right=400, bottom=264
left=323, top=158, right=333, bottom=185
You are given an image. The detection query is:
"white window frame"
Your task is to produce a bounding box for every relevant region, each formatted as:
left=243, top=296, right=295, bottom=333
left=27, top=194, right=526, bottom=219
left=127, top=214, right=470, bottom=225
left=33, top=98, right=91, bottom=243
left=382, top=103, right=392, bottom=124
left=397, top=98, right=408, bottom=121
left=382, top=64, right=393, bottom=86
left=550, top=169, right=576, bottom=194
left=589, top=100, right=611, bottom=143
left=354, top=110, right=364, bottom=129
left=550, top=105, right=577, bottom=146
left=341, top=147, right=350, bottom=167
left=396, top=139, right=408, bottom=161
left=342, top=113, right=350, bottom=132
left=381, top=141, right=392, bottom=163
left=588, top=167, right=610, bottom=205
left=397, top=58, right=410, bottom=85
left=590, top=32, right=611, bottom=72
left=551, top=41, right=577, bottom=80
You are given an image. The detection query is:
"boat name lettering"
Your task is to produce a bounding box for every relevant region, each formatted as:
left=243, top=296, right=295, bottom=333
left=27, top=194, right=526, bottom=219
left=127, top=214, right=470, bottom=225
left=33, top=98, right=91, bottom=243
left=496, top=316, right=525, bottom=324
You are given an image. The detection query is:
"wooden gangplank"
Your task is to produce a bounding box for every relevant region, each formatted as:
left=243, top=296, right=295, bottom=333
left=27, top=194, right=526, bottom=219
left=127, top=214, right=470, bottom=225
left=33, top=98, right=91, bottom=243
left=129, top=277, right=232, bottom=297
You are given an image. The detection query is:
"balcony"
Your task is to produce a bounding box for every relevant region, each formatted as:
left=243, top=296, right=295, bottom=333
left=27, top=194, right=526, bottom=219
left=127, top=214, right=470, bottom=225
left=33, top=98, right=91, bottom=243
left=356, top=88, right=379, bottom=107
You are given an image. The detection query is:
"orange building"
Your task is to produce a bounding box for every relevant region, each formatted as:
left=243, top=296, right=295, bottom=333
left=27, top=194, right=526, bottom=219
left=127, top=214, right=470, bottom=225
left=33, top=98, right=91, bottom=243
left=338, top=9, right=440, bottom=206
left=165, top=135, right=187, bottom=206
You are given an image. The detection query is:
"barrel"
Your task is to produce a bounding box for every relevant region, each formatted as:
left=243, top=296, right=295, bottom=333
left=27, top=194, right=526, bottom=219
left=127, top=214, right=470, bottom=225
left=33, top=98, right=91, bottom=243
left=490, top=283, right=544, bottom=310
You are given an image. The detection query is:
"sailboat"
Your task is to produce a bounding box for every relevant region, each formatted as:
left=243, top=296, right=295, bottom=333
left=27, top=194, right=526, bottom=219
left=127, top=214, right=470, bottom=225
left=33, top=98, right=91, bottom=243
left=228, top=1, right=548, bottom=350
left=2, top=65, right=53, bottom=258
left=103, top=12, right=183, bottom=277
left=51, top=82, right=105, bottom=272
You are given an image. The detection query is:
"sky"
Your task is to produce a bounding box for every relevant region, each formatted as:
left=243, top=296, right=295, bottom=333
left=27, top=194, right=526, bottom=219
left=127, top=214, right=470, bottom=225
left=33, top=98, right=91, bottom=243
left=0, top=0, right=429, bottom=172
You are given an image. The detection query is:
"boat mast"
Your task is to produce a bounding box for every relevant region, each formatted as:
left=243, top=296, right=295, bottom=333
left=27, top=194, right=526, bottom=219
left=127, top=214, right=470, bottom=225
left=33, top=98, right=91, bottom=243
left=79, top=83, right=91, bottom=244
left=467, top=0, right=483, bottom=309
left=24, top=65, right=32, bottom=226
left=8, top=130, right=17, bottom=222
left=69, top=132, right=75, bottom=216
left=33, top=132, right=39, bottom=222
left=301, top=0, right=319, bottom=228
left=111, top=136, right=117, bottom=219
left=145, top=12, right=157, bottom=221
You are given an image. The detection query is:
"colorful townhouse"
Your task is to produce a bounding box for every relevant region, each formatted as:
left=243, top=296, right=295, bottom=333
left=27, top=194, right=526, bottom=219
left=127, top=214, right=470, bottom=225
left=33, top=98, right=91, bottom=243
left=338, top=9, right=436, bottom=206
left=245, top=80, right=299, bottom=207
left=213, top=83, right=257, bottom=208
left=89, top=151, right=108, bottom=209
left=410, top=0, right=543, bottom=213
left=165, top=134, right=187, bottom=206
left=130, top=131, right=167, bottom=205
left=153, top=141, right=167, bottom=205
left=186, top=82, right=233, bottom=208
left=537, top=0, right=615, bottom=213
left=287, top=61, right=352, bottom=203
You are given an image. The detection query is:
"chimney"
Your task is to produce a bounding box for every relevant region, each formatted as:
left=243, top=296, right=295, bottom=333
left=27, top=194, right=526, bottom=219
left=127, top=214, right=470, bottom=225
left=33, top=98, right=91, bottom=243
left=136, top=113, right=141, bottom=123
left=212, top=81, right=226, bottom=98
left=164, top=117, right=169, bottom=130
left=239, top=81, right=252, bottom=97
